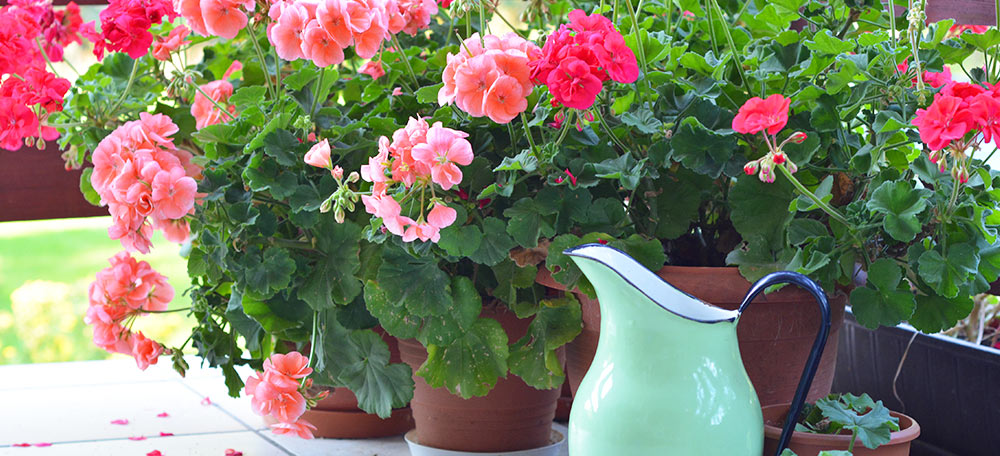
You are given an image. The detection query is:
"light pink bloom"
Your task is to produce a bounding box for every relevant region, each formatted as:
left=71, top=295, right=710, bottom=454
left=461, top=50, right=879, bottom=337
left=427, top=202, right=457, bottom=228
left=270, top=3, right=309, bottom=60
left=411, top=123, right=473, bottom=190
left=301, top=21, right=346, bottom=67
left=177, top=0, right=209, bottom=36
left=152, top=166, right=198, bottom=220
left=201, top=0, right=249, bottom=39
left=304, top=139, right=332, bottom=168
left=270, top=419, right=316, bottom=439
left=152, top=26, right=191, bottom=61
left=264, top=352, right=313, bottom=379
left=316, top=0, right=354, bottom=47
left=359, top=60, right=385, bottom=79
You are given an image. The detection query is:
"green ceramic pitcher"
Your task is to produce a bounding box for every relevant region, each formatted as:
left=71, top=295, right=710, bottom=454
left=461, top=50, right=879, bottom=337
left=565, top=244, right=831, bottom=456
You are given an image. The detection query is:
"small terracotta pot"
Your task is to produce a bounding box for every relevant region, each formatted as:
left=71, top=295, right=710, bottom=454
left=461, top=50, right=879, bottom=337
left=293, top=329, right=413, bottom=439
left=762, top=404, right=921, bottom=456
left=398, top=306, right=562, bottom=452
left=539, top=266, right=847, bottom=406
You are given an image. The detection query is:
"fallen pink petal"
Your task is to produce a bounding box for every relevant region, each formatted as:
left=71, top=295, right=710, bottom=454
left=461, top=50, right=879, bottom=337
left=128, top=436, right=147, bottom=441
left=156, top=412, right=169, bottom=417
left=110, top=419, right=129, bottom=425
left=200, top=396, right=212, bottom=406
left=159, top=432, right=174, bottom=437
left=12, top=443, right=30, bottom=447
left=32, top=443, right=52, bottom=447
left=225, top=450, right=243, bottom=456
left=147, top=451, right=163, bottom=456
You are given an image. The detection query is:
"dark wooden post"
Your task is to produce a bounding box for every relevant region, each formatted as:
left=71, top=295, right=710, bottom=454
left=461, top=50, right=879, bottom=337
left=926, top=0, right=998, bottom=26
left=0, top=144, right=106, bottom=222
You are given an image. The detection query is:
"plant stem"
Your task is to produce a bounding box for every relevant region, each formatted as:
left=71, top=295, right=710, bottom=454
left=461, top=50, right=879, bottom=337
left=34, top=37, right=60, bottom=76
left=105, top=58, right=140, bottom=119
left=520, top=112, right=538, bottom=157
left=190, top=81, right=237, bottom=120
left=303, top=310, right=319, bottom=387
left=848, top=432, right=858, bottom=452
left=625, top=0, right=651, bottom=102
left=492, top=5, right=526, bottom=39
left=594, top=108, right=631, bottom=154
left=777, top=163, right=851, bottom=227
left=708, top=0, right=749, bottom=94
left=250, top=22, right=277, bottom=99
left=507, top=121, right=518, bottom=152
left=310, top=67, right=325, bottom=116
left=142, top=307, right=193, bottom=314
left=390, top=34, right=420, bottom=88
left=554, top=114, right=572, bottom=147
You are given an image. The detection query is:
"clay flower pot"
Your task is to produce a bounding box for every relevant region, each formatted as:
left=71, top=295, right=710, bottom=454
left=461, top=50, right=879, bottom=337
left=398, top=306, right=562, bottom=453
left=539, top=266, right=847, bottom=406
left=762, top=404, right=921, bottom=456
left=300, top=387, right=413, bottom=439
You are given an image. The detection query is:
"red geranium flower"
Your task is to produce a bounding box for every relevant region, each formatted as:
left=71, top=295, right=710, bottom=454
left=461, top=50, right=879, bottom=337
left=732, top=94, right=791, bottom=135
left=912, top=94, right=975, bottom=151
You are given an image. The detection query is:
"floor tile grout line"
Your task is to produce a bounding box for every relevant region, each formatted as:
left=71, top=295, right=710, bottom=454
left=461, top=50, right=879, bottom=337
left=175, top=379, right=296, bottom=456
left=0, top=429, right=260, bottom=448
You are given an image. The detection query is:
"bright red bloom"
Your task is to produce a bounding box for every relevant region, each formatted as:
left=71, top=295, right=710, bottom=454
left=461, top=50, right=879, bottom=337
left=732, top=94, right=791, bottom=135
left=940, top=81, right=986, bottom=101
left=0, top=98, right=39, bottom=151
left=547, top=58, right=603, bottom=110
left=912, top=94, right=975, bottom=151
left=969, top=92, right=1000, bottom=143
left=92, top=0, right=177, bottom=60
left=1, top=67, right=71, bottom=113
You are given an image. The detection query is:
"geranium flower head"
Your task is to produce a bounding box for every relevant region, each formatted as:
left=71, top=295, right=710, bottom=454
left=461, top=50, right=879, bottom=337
left=410, top=123, right=473, bottom=190
left=304, top=139, right=332, bottom=168
left=912, top=94, right=974, bottom=151
left=732, top=94, right=791, bottom=135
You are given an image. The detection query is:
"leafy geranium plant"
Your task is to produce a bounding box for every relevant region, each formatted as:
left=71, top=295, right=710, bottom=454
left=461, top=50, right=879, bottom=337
left=778, top=393, right=900, bottom=456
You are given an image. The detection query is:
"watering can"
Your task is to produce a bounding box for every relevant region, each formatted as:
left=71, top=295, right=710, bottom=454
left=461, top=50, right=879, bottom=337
left=564, top=244, right=831, bottom=456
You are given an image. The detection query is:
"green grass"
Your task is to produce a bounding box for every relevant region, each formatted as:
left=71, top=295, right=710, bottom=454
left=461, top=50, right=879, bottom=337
left=0, top=217, right=192, bottom=364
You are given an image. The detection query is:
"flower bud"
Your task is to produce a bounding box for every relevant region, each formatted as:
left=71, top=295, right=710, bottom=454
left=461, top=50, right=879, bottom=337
left=332, top=165, right=344, bottom=180
left=758, top=161, right=775, bottom=183
left=786, top=159, right=798, bottom=174
left=320, top=196, right=333, bottom=213
left=743, top=160, right=759, bottom=175
left=789, top=132, right=807, bottom=144
left=335, top=208, right=346, bottom=223
left=771, top=151, right=786, bottom=165
left=348, top=172, right=360, bottom=183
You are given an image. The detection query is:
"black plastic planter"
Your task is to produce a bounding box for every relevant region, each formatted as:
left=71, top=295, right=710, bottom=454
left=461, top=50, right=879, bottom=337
left=833, top=311, right=1000, bottom=456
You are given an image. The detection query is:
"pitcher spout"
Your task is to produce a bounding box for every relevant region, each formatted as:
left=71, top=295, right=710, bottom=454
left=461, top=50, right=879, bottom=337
left=564, top=244, right=738, bottom=324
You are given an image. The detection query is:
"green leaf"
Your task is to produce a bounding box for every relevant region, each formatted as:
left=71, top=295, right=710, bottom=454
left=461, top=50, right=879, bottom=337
left=620, top=108, right=663, bottom=134
left=730, top=175, right=795, bottom=252
left=850, top=286, right=915, bottom=329
left=961, top=28, right=1000, bottom=50
left=917, top=244, right=979, bottom=298
left=230, top=86, right=267, bottom=108
left=493, top=149, right=538, bottom=173
left=376, top=248, right=453, bottom=316
left=867, top=181, right=928, bottom=242
left=315, top=312, right=413, bottom=418
left=415, top=83, right=444, bottom=104
left=438, top=224, right=483, bottom=258
left=232, top=247, right=297, bottom=300
left=804, top=30, right=855, bottom=55
left=504, top=198, right=556, bottom=248
left=298, top=220, right=362, bottom=310
left=909, top=294, right=974, bottom=333
left=263, top=129, right=303, bottom=168
left=650, top=171, right=702, bottom=239
left=364, top=280, right=422, bottom=339
left=867, top=258, right=903, bottom=291
left=509, top=296, right=582, bottom=389
left=468, top=217, right=517, bottom=266
left=417, top=318, right=509, bottom=398
left=79, top=168, right=102, bottom=206
left=816, top=395, right=898, bottom=449
left=284, top=65, right=320, bottom=91
left=670, top=116, right=738, bottom=178
left=225, top=288, right=264, bottom=351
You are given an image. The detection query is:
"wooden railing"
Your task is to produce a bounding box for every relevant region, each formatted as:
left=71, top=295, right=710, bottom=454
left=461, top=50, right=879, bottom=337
left=0, top=0, right=997, bottom=222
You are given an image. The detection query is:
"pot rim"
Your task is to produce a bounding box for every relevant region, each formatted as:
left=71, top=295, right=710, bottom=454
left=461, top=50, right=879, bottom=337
left=761, top=403, right=921, bottom=446
left=403, top=428, right=565, bottom=455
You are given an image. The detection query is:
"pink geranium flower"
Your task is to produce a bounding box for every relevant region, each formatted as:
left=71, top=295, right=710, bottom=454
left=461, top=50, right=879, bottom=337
left=270, top=419, right=316, bottom=439
left=201, top=0, right=248, bottom=39
left=270, top=2, right=309, bottom=60
left=316, top=0, right=354, bottom=47
left=732, top=94, right=791, bottom=135
left=152, top=25, right=191, bottom=60
left=131, top=331, right=164, bottom=370
left=359, top=60, right=385, bottom=79
left=304, top=139, right=332, bottom=168
left=427, top=202, right=457, bottom=229
left=301, top=21, right=345, bottom=67
left=546, top=58, right=602, bottom=110
left=411, top=123, right=473, bottom=190
left=152, top=166, right=198, bottom=220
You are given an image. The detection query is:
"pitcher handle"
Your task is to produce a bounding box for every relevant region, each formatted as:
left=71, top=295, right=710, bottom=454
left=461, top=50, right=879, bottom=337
left=737, top=271, right=831, bottom=456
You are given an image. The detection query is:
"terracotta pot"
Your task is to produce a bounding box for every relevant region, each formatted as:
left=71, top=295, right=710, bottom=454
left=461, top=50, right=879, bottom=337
left=398, top=306, right=562, bottom=452
left=762, top=404, right=921, bottom=456
left=541, top=266, right=847, bottom=406
left=293, top=329, right=413, bottom=439
left=554, top=380, right=572, bottom=422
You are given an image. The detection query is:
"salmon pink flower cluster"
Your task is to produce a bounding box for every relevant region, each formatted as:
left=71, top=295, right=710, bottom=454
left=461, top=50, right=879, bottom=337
left=439, top=33, right=540, bottom=124
left=0, top=68, right=71, bottom=150
left=2, top=0, right=88, bottom=65
left=734, top=94, right=805, bottom=183
left=267, top=0, right=437, bottom=69
left=152, top=25, right=191, bottom=60
left=84, top=251, right=171, bottom=370
left=357, top=117, right=468, bottom=243
left=173, top=0, right=251, bottom=39
left=91, top=113, right=199, bottom=253
left=529, top=9, right=639, bottom=110
left=92, top=0, right=177, bottom=59
left=245, top=352, right=321, bottom=439
left=911, top=80, right=1000, bottom=183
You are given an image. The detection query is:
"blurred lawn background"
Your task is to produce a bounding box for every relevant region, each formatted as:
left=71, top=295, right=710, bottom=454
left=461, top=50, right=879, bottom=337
left=0, top=217, right=193, bottom=365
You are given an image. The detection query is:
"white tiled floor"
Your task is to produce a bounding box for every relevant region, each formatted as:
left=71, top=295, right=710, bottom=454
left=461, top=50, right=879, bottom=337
left=0, top=358, right=568, bottom=455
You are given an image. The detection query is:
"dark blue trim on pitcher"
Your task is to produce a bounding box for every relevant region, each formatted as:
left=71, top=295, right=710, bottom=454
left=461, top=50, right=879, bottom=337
left=738, top=271, right=831, bottom=456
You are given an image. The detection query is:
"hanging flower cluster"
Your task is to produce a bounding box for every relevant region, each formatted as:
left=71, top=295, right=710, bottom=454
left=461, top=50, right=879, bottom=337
left=245, top=352, right=324, bottom=439
left=93, top=0, right=177, bottom=59
left=85, top=252, right=171, bottom=370
left=91, top=113, right=199, bottom=253
left=438, top=32, right=540, bottom=124
left=266, top=0, right=437, bottom=68
left=191, top=61, right=243, bottom=129
left=0, top=0, right=86, bottom=151
left=529, top=9, right=639, bottom=110
left=324, top=117, right=469, bottom=243
left=733, top=94, right=806, bottom=183
left=912, top=81, right=1000, bottom=183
